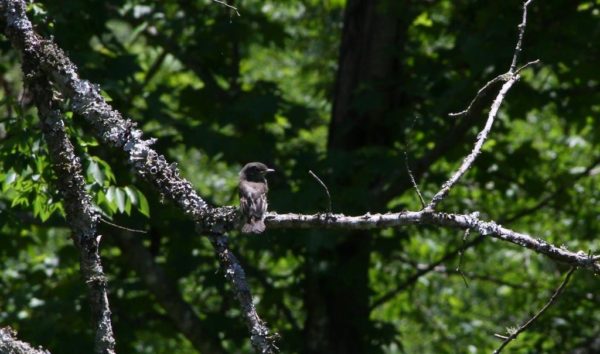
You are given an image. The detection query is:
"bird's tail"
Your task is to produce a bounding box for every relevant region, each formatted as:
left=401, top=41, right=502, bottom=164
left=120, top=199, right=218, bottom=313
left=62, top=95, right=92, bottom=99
left=242, top=219, right=266, bottom=234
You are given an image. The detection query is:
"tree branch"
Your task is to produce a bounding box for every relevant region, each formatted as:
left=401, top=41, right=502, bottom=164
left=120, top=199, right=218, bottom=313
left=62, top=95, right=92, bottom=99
left=510, top=0, right=535, bottom=74
left=0, top=327, right=51, bottom=354
left=0, top=1, right=276, bottom=352
left=26, top=71, right=116, bottom=353
left=493, top=266, right=576, bottom=354
left=1, top=2, right=590, bottom=353
left=427, top=76, right=518, bottom=210
left=114, top=231, right=227, bottom=354
left=207, top=232, right=280, bottom=353
left=427, top=0, right=538, bottom=209
left=265, top=211, right=600, bottom=274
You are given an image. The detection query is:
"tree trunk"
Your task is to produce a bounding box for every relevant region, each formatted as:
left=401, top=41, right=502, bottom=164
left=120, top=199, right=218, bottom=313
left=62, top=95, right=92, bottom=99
left=303, top=1, right=411, bottom=353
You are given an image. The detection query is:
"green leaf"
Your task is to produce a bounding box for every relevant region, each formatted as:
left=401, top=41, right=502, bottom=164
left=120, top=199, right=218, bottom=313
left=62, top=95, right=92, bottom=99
left=11, top=195, right=30, bottom=207
left=96, top=158, right=116, bottom=183
left=87, top=160, right=104, bottom=185
left=96, top=188, right=106, bottom=205
left=3, top=170, right=18, bottom=191
left=123, top=186, right=138, bottom=205
left=124, top=197, right=132, bottom=215
left=137, top=189, right=150, bottom=217
left=115, top=187, right=126, bottom=213
left=33, top=196, right=41, bottom=219
left=105, top=186, right=118, bottom=213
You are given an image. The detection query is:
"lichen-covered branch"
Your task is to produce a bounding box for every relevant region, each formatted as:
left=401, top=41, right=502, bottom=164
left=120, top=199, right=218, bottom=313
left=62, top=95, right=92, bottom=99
left=208, top=232, right=280, bottom=353
left=25, top=74, right=116, bottom=353
left=1, top=0, right=215, bottom=227
left=114, top=232, right=227, bottom=354
left=265, top=211, right=600, bottom=274
left=0, top=1, right=275, bottom=352
left=0, top=327, right=51, bottom=354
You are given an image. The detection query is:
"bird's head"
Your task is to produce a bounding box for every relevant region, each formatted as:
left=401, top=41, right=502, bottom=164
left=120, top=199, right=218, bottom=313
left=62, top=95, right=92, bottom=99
left=239, top=162, right=275, bottom=181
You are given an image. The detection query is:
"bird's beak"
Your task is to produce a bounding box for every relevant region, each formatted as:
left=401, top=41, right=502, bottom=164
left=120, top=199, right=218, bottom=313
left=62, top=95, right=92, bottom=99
left=266, top=168, right=275, bottom=173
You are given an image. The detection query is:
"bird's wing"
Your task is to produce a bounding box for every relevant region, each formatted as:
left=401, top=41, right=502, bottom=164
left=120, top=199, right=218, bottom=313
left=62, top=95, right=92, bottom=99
left=253, top=192, right=268, bottom=219
left=239, top=181, right=268, bottom=220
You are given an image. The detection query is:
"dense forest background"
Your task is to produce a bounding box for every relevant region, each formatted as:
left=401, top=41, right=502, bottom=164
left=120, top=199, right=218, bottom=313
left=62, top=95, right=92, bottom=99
left=1, top=0, right=600, bottom=353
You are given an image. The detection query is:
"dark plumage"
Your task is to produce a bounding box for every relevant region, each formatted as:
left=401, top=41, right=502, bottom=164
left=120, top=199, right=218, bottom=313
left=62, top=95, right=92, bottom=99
left=238, top=162, right=275, bottom=234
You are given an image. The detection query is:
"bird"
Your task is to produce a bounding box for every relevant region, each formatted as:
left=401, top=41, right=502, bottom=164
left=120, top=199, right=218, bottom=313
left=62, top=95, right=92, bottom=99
left=238, top=162, right=275, bottom=234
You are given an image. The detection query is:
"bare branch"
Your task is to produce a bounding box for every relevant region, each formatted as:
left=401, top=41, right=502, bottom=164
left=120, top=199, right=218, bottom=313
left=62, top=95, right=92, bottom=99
left=265, top=211, right=600, bottom=274
left=515, top=59, right=540, bottom=74
left=493, top=266, right=576, bottom=354
left=449, top=3, right=538, bottom=119
left=114, top=231, right=227, bottom=354
left=390, top=258, right=532, bottom=289
left=448, top=74, right=509, bottom=118
left=212, top=0, right=240, bottom=17
left=0, top=327, right=51, bottom=354
left=510, top=0, right=535, bottom=74
left=235, top=252, right=302, bottom=332
left=436, top=267, right=531, bottom=290
left=427, top=76, right=519, bottom=210
left=432, top=0, right=538, bottom=207
left=372, top=183, right=566, bottom=310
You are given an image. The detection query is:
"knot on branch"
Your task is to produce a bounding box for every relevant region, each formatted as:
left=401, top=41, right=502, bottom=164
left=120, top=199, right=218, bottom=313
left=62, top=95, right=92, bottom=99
left=85, top=274, right=108, bottom=286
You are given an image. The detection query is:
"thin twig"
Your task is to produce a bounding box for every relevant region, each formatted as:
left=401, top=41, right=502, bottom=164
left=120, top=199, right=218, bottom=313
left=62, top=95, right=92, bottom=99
left=434, top=0, right=536, bottom=203
left=456, top=228, right=470, bottom=288
left=510, top=0, right=535, bottom=74
left=427, top=76, right=519, bottom=210
left=212, top=0, right=240, bottom=16
left=100, top=217, right=148, bottom=234
left=493, top=266, right=576, bottom=354
left=309, top=170, right=332, bottom=212
left=515, top=59, right=541, bottom=74
left=392, top=260, right=531, bottom=289
left=448, top=74, right=507, bottom=118
left=404, top=152, right=426, bottom=209
left=449, top=59, right=540, bottom=119
left=449, top=58, right=539, bottom=120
